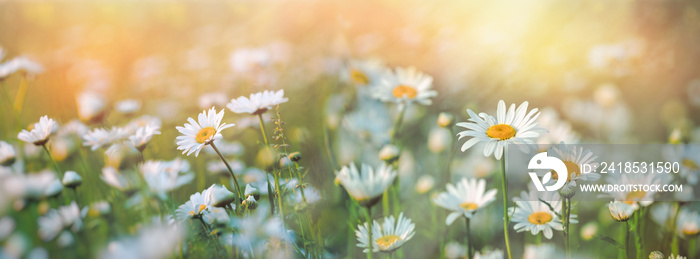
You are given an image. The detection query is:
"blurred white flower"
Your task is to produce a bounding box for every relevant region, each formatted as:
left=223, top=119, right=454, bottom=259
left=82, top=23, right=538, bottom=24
left=457, top=100, right=546, bottom=160
left=176, top=107, right=234, bottom=157
left=208, top=184, right=236, bottom=208
left=114, top=99, right=141, bottom=115
left=550, top=144, right=600, bottom=197
left=62, top=171, right=83, bottom=188
left=83, top=127, right=129, bottom=151
left=687, top=79, right=700, bottom=106
left=336, top=163, right=397, bottom=207
left=0, top=141, right=15, bottom=166
left=433, top=178, right=497, bottom=225
left=523, top=243, right=558, bottom=259
left=536, top=108, right=579, bottom=150
left=100, top=167, right=136, bottom=193
left=0, top=55, right=43, bottom=80
left=58, top=119, right=89, bottom=137
left=38, top=202, right=83, bottom=241
left=100, top=221, right=184, bottom=259
left=606, top=173, right=661, bottom=209
left=342, top=58, right=385, bottom=86
left=125, top=115, right=162, bottom=133
left=76, top=91, right=106, bottom=123
left=355, top=212, right=415, bottom=253
left=198, top=92, right=229, bottom=109
left=44, top=179, right=63, bottom=198
left=17, top=116, right=57, bottom=146
left=608, top=201, right=635, bottom=222
left=444, top=241, right=466, bottom=259
left=372, top=66, right=437, bottom=107
left=473, top=249, right=503, bottom=259
left=663, top=144, right=700, bottom=185
left=414, top=175, right=435, bottom=194
left=227, top=89, right=288, bottom=115
left=428, top=127, right=452, bottom=153
left=0, top=217, right=15, bottom=241
left=140, top=160, right=194, bottom=198
left=676, top=208, right=700, bottom=238
left=227, top=206, right=293, bottom=255
left=128, top=124, right=161, bottom=152
left=203, top=139, right=244, bottom=156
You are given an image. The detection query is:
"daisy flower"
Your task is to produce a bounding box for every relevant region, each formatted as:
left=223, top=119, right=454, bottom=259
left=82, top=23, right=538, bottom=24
left=372, top=66, right=437, bottom=106
left=336, top=162, right=397, bottom=207
left=175, top=107, right=234, bottom=157
left=663, top=144, right=700, bottom=184
left=550, top=144, right=600, bottom=197
left=83, top=127, right=129, bottom=151
left=129, top=124, right=161, bottom=152
left=0, top=55, right=43, bottom=80
left=456, top=100, right=546, bottom=160
left=509, top=189, right=577, bottom=239
left=76, top=91, right=106, bottom=123
left=0, top=141, right=16, bottom=166
left=226, top=89, right=288, bottom=115
left=174, top=187, right=228, bottom=224
left=343, top=58, right=385, bottom=87
left=608, top=201, right=635, bottom=222
left=17, top=116, right=57, bottom=146
left=474, top=249, right=504, bottom=259
left=100, top=167, right=137, bottom=194
left=607, top=173, right=660, bottom=209
left=676, top=208, right=700, bottom=238
left=433, top=178, right=497, bottom=225
left=355, top=212, right=415, bottom=253
left=114, top=99, right=141, bottom=115
left=140, top=160, right=194, bottom=198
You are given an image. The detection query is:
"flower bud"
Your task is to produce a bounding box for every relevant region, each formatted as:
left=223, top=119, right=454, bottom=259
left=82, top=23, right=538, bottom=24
left=244, top=184, right=261, bottom=201
left=648, top=251, right=664, bottom=259
left=62, top=171, right=83, bottom=188
left=437, top=112, right=455, bottom=128
left=378, top=144, right=400, bottom=163
left=242, top=195, right=258, bottom=210
left=288, top=152, right=302, bottom=162
left=558, top=183, right=576, bottom=198
left=415, top=175, right=435, bottom=194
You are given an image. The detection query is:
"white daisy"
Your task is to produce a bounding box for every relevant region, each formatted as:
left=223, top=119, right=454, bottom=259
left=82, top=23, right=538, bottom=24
left=226, top=89, right=288, bottom=115
left=536, top=108, right=580, bottom=150
left=607, top=173, right=660, bottom=209
left=433, top=178, right=497, bottom=225
left=17, top=116, right=57, bottom=146
left=175, top=107, right=234, bottom=157
left=0, top=141, right=15, bottom=166
left=76, top=91, right=106, bottom=123
left=372, top=66, right=437, bottom=106
left=227, top=206, right=293, bottom=255
left=663, top=144, right=700, bottom=184
left=83, top=127, right=129, bottom=151
left=114, top=99, right=141, bottom=115
left=336, top=163, right=397, bottom=207
left=509, top=189, right=577, bottom=239
left=198, top=92, right=229, bottom=109
left=343, top=58, right=385, bottom=87
left=100, top=167, right=136, bottom=193
left=474, top=249, right=504, bottom=259
left=457, top=100, right=546, bottom=160
left=125, top=115, right=162, bottom=133
left=608, top=201, right=635, bottom=222
left=140, top=160, right=194, bottom=198
left=0, top=56, right=43, bottom=80
left=676, top=208, right=700, bottom=238
left=174, top=187, right=228, bottom=224
left=355, top=212, right=415, bottom=253
left=128, top=124, right=161, bottom=152
left=550, top=144, right=600, bottom=197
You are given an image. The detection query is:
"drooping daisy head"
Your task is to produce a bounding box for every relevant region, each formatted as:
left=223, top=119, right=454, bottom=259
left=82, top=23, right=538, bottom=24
left=17, top=116, right=57, bottom=146
left=336, top=163, right=397, bottom=207
left=433, top=177, right=497, bottom=225
left=226, top=89, right=288, bottom=115
left=608, top=201, right=635, bottom=222
left=372, top=66, right=437, bottom=106
left=175, top=107, right=234, bottom=157
left=0, top=141, right=16, bottom=166
left=355, top=212, right=415, bottom=253
left=457, top=100, right=547, bottom=160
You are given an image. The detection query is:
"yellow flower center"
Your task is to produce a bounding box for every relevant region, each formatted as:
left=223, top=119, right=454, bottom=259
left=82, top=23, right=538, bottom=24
left=188, top=204, right=207, bottom=216
left=551, top=161, right=581, bottom=181
left=486, top=124, right=516, bottom=140
left=460, top=202, right=479, bottom=211
left=528, top=212, right=553, bottom=225
left=376, top=235, right=401, bottom=250
left=350, top=69, right=370, bottom=85
left=683, top=225, right=700, bottom=236
left=196, top=127, right=216, bottom=144
left=682, top=158, right=699, bottom=170
left=392, top=85, right=418, bottom=99
left=624, top=191, right=646, bottom=205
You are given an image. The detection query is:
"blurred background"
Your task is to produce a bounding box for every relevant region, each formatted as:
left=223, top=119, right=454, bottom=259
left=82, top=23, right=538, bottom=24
left=1, top=0, right=700, bottom=258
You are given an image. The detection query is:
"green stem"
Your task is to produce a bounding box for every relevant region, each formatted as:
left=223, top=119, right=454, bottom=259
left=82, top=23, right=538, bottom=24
left=500, top=155, right=512, bottom=259
left=210, top=142, right=242, bottom=199
left=257, top=113, right=270, bottom=146
left=366, top=205, right=373, bottom=259
left=670, top=202, right=682, bottom=255
left=564, top=197, right=571, bottom=259
left=465, top=217, right=472, bottom=259
left=390, top=103, right=407, bottom=140
left=632, top=211, right=642, bottom=259
left=273, top=171, right=286, bottom=229
left=444, top=126, right=457, bottom=185
left=42, top=144, right=63, bottom=179
left=690, top=237, right=696, bottom=259
left=622, top=221, right=629, bottom=259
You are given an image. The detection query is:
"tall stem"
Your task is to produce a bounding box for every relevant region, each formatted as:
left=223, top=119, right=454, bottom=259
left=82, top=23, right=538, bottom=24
left=632, top=211, right=642, bottom=259
left=42, top=144, right=63, bottom=179
left=465, top=217, right=472, bottom=259
left=622, top=221, right=629, bottom=259
left=366, top=205, right=373, bottom=259
left=210, top=142, right=242, bottom=199
left=444, top=126, right=457, bottom=185
left=564, top=197, right=571, bottom=259
left=257, top=114, right=270, bottom=146
left=500, top=155, right=512, bottom=259
left=390, top=104, right=407, bottom=140
left=198, top=217, right=225, bottom=259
